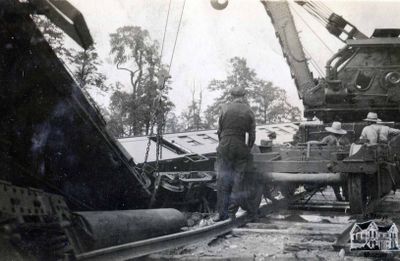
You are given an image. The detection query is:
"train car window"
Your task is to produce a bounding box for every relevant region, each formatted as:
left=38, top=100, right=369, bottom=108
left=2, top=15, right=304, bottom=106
left=177, top=135, right=202, bottom=146
left=196, top=134, right=218, bottom=143
left=149, top=137, right=188, bottom=154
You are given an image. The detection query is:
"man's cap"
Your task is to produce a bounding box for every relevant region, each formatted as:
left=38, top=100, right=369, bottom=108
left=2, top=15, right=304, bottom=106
left=363, top=112, right=382, bottom=122
left=325, top=121, right=347, bottom=135
left=230, top=87, right=246, bottom=97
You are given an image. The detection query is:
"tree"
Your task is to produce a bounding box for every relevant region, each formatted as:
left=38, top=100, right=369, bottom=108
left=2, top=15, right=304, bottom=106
left=33, top=16, right=109, bottom=96
left=32, top=15, right=71, bottom=59
left=251, top=81, right=302, bottom=124
left=204, top=57, right=258, bottom=128
left=68, top=45, right=109, bottom=92
left=107, top=90, right=132, bottom=138
left=164, top=112, right=184, bottom=134
left=204, top=57, right=301, bottom=127
left=108, top=26, right=174, bottom=137
left=110, top=26, right=160, bottom=97
left=180, top=87, right=205, bottom=131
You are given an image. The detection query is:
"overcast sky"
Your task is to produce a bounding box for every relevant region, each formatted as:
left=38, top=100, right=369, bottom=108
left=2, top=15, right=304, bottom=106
left=68, top=0, right=400, bottom=115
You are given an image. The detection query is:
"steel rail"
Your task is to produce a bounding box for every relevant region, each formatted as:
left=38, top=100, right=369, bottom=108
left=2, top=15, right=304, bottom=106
left=76, top=192, right=309, bottom=261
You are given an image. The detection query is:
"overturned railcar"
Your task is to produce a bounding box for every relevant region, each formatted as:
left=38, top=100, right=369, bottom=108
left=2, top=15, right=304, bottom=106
left=0, top=0, right=152, bottom=211
left=118, top=124, right=298, bottom=210
left=0, top=1, right=187, bottom=259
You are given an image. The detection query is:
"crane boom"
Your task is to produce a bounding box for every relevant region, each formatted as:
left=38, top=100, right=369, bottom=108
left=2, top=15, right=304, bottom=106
left=6, top=0, right=93, bottom=49
left=260, top=0, right=315, bottom=100
left=210, top=0, right=400, bottom=121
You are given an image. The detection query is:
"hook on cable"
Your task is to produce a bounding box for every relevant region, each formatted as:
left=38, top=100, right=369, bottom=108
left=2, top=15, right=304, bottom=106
left=210, top=0, right=229, bottom=10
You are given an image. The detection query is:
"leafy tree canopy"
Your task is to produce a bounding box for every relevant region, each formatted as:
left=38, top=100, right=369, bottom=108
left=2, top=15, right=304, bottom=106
left=180, top=88, right=206, bottom=131
left=204, top=57, right=301, bottom=128
left=68, top=45, right=109, bottom=92
left=107, top=26, right=174, bottom=137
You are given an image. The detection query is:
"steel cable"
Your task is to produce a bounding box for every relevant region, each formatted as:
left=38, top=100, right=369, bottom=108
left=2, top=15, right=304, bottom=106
left=167, top=0, right=186, bottom=75
left=290, top=4, right=335, bottom=54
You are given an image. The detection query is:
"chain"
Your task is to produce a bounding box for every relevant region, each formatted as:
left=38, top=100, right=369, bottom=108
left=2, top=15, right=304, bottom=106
left=155, top=97, right=166, bottom=169
left=138, top=76, right=167, bottom=175
left=147, top=77, right=168, bottom=207
left=147, top=0, right=184, bottom=206
left=142, top=111, right=157, bottom=166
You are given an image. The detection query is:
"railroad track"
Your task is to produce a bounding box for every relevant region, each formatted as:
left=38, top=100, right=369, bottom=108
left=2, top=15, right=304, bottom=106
left=146, top=189, right=350, bottom=260
left=76, top=191, right=309, bottom=261
left=147, top=214, right=352, bottom=260
left=149, top=189, right=400, bottom=260
left=77, top=189, right=400, bottom=260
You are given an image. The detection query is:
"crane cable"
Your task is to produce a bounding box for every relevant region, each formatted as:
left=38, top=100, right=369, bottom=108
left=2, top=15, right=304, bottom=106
left=156, top=0, right=173, bottom=163
left=295, top=0, right=330, bottom=27
left=145, top=0, right=187, bottom=161
left=148, top=0, right=187, bottom=207
left=307, top=1, right=330, bottom=19
left=142, top=0, right=173, bottom=167
left=302, top=5, right=328, bottom=26
left=303, top=47, right=325, bottom=77
left=290, top=3, right=334, bottom=54
left=157, top=0, right=186, bottom=160
left=312, top=1, right=334, bottom=16
left=157, top=0, right=186, bottom=159
left=159, top=0, right=173, bottom=63
left=167, top=0, right=186, bottom=75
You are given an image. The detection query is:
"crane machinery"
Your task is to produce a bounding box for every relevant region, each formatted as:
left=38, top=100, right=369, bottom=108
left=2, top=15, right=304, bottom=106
left=211, top=0, right=400, bottom=213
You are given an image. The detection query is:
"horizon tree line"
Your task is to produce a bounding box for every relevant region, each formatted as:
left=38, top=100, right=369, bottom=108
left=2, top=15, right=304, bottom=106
left=33, top=16, right=301, bottom=137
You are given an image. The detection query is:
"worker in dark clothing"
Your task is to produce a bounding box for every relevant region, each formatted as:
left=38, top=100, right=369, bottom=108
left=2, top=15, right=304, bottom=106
left=214, top=86, right=257, bottom=222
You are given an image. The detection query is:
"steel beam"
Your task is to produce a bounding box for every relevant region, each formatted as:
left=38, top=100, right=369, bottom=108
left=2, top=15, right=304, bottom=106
left=254, top=160, right=331, bottom=173
left=262, top=172, right=345, bottom=184
left=254, top=160, right=377, bottom=174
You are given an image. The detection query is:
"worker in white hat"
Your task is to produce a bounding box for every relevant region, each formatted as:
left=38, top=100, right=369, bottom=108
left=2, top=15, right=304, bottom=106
left=321, top=121, right=349, bottom=146
left=307, top=121, right=349, bottom=146
left=306, top=121, right=349, bottom=201
left=359, top=112, right=400, bottom=144
left=321, top=122, right=349, bottom=201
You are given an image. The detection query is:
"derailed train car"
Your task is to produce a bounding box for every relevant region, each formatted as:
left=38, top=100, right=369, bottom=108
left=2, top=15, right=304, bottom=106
left=0, top=0, right=151, bottom=211
left=0, top=1, right=186, bottom=259
left=118, top=124, right=298, bottom=211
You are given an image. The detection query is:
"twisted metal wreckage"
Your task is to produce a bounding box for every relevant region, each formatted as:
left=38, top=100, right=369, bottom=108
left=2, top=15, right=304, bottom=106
left=2, top=0, right=400, bottom=259
left=0, top=0, right=185, bottom=259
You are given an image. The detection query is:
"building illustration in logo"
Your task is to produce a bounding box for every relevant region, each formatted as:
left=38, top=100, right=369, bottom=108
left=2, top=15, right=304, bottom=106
left=350, top=221, right=399, bottom=251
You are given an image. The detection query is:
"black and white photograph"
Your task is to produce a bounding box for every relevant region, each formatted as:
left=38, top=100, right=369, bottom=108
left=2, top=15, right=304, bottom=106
left=2, top=0, right=400, bottom=260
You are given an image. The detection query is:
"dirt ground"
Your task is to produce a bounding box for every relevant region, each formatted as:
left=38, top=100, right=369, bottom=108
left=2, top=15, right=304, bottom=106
left=150, top=190, right=400, bottom=261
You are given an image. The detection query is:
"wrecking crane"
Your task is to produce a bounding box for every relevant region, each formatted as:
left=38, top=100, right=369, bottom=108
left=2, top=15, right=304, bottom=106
left=211, top=0, right=400, bottom=213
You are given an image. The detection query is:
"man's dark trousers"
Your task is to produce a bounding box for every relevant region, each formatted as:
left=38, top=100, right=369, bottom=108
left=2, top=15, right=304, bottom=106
left=216, top=136, right=258, bottom=220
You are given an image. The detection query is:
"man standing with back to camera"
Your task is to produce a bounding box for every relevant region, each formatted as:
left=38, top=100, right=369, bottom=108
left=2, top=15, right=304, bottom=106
left=214, top=86, right=257, bottom=222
